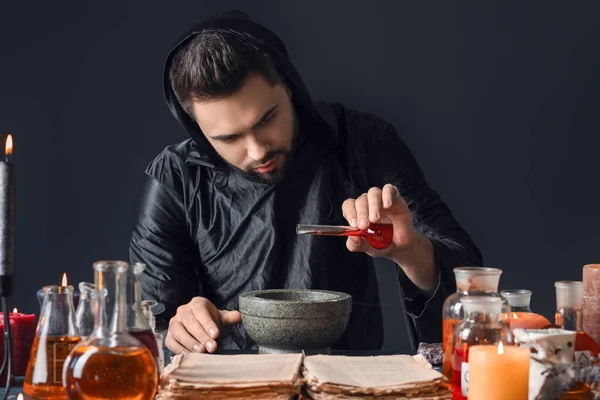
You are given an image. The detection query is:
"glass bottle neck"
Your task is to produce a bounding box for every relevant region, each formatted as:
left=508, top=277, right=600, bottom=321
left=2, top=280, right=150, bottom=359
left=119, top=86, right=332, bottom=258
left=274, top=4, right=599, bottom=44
left=94, top=264, right=128, bottom=334
left=458, top=289, right=499, bottom=295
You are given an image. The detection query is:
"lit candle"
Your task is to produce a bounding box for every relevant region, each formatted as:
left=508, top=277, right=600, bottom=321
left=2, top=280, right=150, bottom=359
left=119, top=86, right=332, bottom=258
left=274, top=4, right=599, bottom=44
left=509, top=312, right=551, bottom=332
left=37, top=273, right=80, bottom=309
left=468, top=341, right=529, bottom=400
left=0, top=134, right=15, bottom=297
left=0, top=308, right=36, bottom=380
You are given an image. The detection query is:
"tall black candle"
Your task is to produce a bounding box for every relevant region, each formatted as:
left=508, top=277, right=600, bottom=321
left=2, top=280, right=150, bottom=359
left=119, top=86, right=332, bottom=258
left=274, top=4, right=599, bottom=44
left=0, top=135, right=15, bottom=297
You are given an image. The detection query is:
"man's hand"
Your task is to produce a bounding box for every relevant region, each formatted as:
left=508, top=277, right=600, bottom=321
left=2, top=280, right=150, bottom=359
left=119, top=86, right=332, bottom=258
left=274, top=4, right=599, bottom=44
left=165, top=297, right=242, bottom=354
left=342, top=183, right=437, bottom=292
left=342, top=183, right=418, bottom=260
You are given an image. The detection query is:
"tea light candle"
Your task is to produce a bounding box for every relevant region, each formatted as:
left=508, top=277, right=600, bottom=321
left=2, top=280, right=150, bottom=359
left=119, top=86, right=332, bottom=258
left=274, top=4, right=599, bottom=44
left=509, top=312, right=551, bottom=332
left=468, top=342, right=529, bottom=400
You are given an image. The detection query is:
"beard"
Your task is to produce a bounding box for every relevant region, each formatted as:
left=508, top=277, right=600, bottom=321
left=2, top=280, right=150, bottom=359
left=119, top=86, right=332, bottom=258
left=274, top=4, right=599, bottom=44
left=239, top=114, right=300, bottom=184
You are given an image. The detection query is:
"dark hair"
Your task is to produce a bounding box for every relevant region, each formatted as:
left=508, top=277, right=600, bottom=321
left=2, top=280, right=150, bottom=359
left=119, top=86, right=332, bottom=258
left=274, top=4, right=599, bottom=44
left=169, top=29, right=281, bottom=115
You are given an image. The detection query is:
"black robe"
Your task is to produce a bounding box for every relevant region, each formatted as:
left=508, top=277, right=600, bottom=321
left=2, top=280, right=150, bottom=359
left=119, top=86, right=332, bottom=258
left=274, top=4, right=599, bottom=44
left=129, top=11, right=482, bottom=352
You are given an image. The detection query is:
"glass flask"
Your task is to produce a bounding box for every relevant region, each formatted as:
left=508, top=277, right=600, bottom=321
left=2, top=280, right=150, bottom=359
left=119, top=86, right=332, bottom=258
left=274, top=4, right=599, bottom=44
left=441, top=267, right=509, bottom=380
left=75, top=282, right=98, bottom=339
left=501, top=289, right=551, bottom=333
left=24, top=285, right=81, bottom=399
left=63, top=260, right=159, bottom=400
left=452, top=296, right=512, bottom=400
left=126, top=262, right=159, bottom=361
left=141, top=300, right=166, bottom=373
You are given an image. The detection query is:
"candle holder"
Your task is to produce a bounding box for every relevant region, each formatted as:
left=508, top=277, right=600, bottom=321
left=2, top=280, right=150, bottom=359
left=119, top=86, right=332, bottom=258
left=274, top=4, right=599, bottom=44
left=0, top=133, right=16, bottom=400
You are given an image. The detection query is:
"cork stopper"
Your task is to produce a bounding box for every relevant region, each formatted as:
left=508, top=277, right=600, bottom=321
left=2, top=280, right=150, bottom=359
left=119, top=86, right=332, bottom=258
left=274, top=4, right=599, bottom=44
left=501, top=289, right=532, bottom=308
left=555, top=281, right=583, bottom=310
left=461, top=296, right=503, bottom=315
left=454, top=267, right=502, bottom=292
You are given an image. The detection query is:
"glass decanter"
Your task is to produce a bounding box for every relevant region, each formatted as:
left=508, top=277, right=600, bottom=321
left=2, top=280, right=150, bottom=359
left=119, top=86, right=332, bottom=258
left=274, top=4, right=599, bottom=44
left=63, top=260, right=158, bottom=400
left=126, top=262, right=160, bottom=362
left=501, top=289, right=551, bottom=332
left=441, top=267, right=510, bottom=380
left=24, top=285, right=81, bottom=399
left=452, top=296, right=512, bottom=400
left=75, top=282, right=98, bottom=339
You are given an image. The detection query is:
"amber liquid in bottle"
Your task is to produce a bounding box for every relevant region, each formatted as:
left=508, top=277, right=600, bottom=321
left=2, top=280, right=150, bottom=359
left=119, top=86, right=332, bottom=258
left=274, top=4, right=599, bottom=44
left=24, top=336, right=81, bottom=399
left=63, top=345, right=158, bottom=400
left=442, top=318, right=460, bottom=380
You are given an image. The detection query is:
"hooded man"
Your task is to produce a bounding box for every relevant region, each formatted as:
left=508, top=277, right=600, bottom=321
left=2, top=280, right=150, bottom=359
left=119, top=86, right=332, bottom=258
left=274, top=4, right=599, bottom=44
left=129, top=11, right=482, bottom=355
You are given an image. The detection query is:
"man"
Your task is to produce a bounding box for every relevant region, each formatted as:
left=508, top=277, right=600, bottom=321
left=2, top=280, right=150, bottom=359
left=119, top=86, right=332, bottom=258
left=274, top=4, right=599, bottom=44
left=129, top=10, right=482, bottom=355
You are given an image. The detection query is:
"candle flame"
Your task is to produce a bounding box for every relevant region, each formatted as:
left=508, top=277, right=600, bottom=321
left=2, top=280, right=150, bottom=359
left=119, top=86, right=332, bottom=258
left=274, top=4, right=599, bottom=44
left=12, top=308, right=17, bottom=314
left=17, top=394, right=23, bottom=400
left=62, top=272, right=68, bottom=286
left=497, top=340, right=504, bottom=355
left=5, top=135, right=12, bottom=157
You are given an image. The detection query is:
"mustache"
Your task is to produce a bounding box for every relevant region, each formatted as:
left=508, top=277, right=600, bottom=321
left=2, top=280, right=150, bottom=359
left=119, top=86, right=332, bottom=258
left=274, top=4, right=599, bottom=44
left=245, top=150, right=287, bottom=171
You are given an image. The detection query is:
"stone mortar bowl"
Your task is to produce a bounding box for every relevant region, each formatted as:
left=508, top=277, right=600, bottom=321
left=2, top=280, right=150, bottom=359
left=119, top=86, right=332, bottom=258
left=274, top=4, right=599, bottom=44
left=239, top=289, right=352, bottom=355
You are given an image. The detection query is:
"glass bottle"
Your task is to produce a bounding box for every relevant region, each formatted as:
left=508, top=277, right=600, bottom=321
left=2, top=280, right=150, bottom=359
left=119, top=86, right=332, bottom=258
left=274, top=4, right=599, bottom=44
left=442, top=267, right=509, bottom=380
left=452, top=296, right=511, bottom=400
left=501, top=289, right=551, bottom=332
left=141, top=300, right=165, bottom=373
left=555, top=281, right=600, bottom=361
left=63, top=260, right=159, bottom=400
left=554, top=281, right=599, bottom=399
left=75, top=282, right=98, bottom=339
left=24, top=285, right=81, bottom=399
left=126, top=262, right=160, bottom=362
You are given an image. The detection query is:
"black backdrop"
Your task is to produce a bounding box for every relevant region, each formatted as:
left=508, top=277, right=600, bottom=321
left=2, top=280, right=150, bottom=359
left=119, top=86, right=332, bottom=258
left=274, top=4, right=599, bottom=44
left=1, top=0, right=599, bottom=353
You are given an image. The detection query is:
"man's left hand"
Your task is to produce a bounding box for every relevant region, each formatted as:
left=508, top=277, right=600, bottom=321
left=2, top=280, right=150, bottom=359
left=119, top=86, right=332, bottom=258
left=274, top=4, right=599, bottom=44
left=341, top=183, right=424, bottom=264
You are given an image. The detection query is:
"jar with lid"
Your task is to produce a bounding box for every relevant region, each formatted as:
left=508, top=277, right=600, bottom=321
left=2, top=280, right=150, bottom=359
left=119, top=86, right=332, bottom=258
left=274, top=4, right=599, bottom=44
left=452, top=296, right=512, bottom=400
left=441, top=267, right=510, bottom=379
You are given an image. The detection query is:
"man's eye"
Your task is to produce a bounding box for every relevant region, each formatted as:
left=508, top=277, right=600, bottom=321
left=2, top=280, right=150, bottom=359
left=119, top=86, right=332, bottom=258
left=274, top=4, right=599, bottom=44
left=259, top=112, right=275, bottom=126
left=220, top=136, right=238, bottom=143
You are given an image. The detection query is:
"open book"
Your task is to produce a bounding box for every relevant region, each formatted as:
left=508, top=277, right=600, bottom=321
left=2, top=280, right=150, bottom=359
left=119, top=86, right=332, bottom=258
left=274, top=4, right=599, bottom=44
left=157, top=353, right=450, bottom=399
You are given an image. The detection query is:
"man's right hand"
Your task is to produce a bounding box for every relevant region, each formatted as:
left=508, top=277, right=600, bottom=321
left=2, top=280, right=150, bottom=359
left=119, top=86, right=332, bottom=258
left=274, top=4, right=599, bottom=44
left=165, top=297, right=242, bottom=354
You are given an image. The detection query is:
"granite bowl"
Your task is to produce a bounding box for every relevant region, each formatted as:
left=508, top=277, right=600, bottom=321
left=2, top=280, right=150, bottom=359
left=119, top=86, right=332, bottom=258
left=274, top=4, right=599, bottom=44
left=239, top=289, right=352, bottom=355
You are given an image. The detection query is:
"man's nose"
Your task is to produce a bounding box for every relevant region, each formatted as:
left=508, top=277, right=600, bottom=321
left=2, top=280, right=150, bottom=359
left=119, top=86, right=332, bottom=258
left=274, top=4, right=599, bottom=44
left=246, top=135, right=270, bottom=162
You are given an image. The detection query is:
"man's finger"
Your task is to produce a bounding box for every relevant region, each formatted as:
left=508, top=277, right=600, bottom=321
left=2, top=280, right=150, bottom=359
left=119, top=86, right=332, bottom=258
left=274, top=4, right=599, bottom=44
left=342, top=198, right=357, bottom=227
left=220, top=310, right=242, bottom=326
left=367, top=187, right=382, bottom=223
left=180, top=310, right=213, bottom=351
left=190, top=302, right=221, bottom=352
left=346, top=236, right=369, bottom=253
left=165, top=332, right=187, bottom=355
left=168, top=320, right=205, bottom=353
left=355, top=193, right=370, bottom=230
left=382, top=184, right=398, bottom=208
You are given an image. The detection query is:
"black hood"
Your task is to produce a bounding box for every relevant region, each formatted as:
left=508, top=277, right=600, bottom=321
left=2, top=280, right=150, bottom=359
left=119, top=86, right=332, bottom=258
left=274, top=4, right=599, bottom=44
left=163, top=10, right=337, bottom=168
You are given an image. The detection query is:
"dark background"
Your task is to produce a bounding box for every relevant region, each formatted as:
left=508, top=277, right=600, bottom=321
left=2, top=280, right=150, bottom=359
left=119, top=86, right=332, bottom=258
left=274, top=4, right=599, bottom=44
left=1, top=1, right=599, bottom=352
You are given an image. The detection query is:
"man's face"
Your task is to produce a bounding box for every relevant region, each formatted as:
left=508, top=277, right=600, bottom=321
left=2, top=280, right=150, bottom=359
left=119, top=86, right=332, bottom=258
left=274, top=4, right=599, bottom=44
left=191, top=74, right=295, bottom=183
